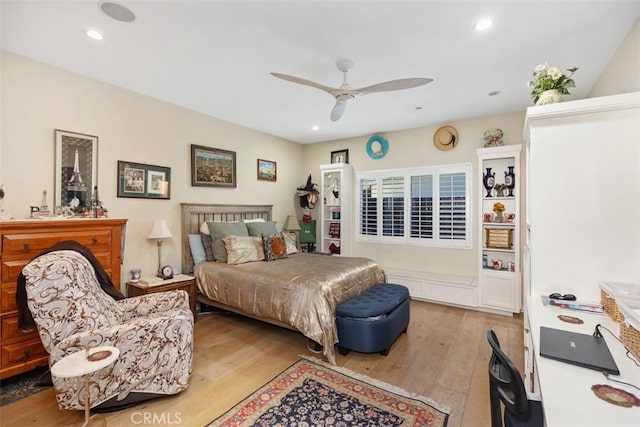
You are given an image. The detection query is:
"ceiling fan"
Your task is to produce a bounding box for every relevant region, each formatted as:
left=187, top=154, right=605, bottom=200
left=271, top=59, right=433, bottom=121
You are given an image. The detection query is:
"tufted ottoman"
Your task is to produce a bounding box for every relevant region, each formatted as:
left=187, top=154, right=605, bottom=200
left=336, top=283, right=410, bottom=356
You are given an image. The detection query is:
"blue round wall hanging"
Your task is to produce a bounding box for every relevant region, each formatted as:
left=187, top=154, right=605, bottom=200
left=366, top=135, right=389, bottom=159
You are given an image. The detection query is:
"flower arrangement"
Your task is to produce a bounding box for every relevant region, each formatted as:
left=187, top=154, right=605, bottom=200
left=528, top=63, right=578, bottom=103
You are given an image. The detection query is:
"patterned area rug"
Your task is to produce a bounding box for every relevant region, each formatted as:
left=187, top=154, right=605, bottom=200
left=209, top=356, right=449, bottom=426
left=0, top=366, right=51, bottom=407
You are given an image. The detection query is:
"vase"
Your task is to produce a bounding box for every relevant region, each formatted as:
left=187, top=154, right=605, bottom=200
left=482, top=167, right=495, bottom=197
left=536, top=89, right=563, bottom=106
left=504, top=166, right=515, bottom=197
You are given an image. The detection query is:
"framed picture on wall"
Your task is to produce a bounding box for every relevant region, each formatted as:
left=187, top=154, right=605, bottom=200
left=117, top=161, right=171, bottom=199
left=191, top=144, right=237, bottom=187
left=257, top=159, right=277, bottom=182
left=54, top=129, right=98, bottom=213
left=331, top=149, right=349, bottom=164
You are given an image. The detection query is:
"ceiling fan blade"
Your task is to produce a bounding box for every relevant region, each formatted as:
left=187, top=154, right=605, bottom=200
left=357, top=77, right=433, bottom=95
left=270, top=72, right=336, bottom=94
left=330, top=101, right=347, bottom=122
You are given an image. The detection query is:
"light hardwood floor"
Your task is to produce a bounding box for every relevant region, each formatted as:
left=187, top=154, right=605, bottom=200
left=0, top=300, right=523, bottom=426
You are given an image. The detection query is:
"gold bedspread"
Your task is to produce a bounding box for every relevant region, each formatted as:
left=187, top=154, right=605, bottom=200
left=194, top=253, right=386, bottom=364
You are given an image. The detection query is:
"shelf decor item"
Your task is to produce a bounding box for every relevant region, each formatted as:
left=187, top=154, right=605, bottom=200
left=528, top=63, right=578, bottom=105
left=493, top=202, right=505, bottom=223
left=486, top=228, right=512, bottom=249
left=504, top=166, right=516, bottom=197
left=483, top=167, right=495, bottom=197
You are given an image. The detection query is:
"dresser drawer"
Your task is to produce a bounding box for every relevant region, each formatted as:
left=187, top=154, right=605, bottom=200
left=1, top=285, right=17, bottom=313
left=1, top=252, right=111, bottom=283
left=1, top=315, right=38, bottom=342
left=2, top=230, right=112, bottom=258
left=1, top=337, right=48, bottom=368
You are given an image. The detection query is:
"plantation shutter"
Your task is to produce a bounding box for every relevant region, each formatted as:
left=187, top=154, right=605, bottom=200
left=410, top=174, right=433, bottom=239
left=439, top=172, right=467, bottom=240
left=382, top=176, right=404, bottom=237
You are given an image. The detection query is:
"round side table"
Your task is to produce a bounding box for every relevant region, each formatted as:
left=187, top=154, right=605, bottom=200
left=51, top=346, right=120, bottom=427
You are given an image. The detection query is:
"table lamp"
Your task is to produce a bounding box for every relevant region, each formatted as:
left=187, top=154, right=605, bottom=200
left=148, top=219, right=172, bottom=277
left=283, top=215, right=301, bottom=233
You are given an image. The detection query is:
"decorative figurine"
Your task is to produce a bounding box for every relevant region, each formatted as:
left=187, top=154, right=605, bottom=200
left=505, top=166, right=516, bottom=197
left=483, top=167, right=495, bottom=197
left=40, top=190, right=51, bottom=216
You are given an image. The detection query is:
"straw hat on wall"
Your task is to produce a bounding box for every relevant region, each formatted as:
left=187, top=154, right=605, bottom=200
left=433, top=125, right=459, bottom=151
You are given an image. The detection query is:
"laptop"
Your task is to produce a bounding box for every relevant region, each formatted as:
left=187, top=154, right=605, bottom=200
left=539, top=327, right=620, bottom=375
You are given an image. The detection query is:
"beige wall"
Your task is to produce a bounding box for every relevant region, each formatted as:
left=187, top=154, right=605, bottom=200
left=589, top=17, right=640, bottom=97
left=301, top=111, right=526, bottom=278
left=0, top=51, right=303, bottom=283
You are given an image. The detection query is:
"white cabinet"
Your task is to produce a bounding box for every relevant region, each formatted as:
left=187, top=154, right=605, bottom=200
left=477, top=145, right=522, bottom=314
left=524, top=92, right=640, bottom=301
left=319, top=163, right=353, bottom=255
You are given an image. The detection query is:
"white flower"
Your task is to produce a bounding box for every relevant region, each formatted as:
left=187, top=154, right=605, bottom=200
left=534, top=64, right=547, bottom=74
left=548, top=67, right=562, bottom=80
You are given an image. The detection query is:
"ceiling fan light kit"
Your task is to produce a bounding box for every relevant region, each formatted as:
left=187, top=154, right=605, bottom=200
left=271, top=59, right=433, bottom=121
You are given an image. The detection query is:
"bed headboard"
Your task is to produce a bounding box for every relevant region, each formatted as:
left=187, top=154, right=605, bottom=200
left=180, top=203, right=273, bottom=274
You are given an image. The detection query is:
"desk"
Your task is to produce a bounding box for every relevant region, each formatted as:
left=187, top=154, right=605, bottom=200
left=526, top=297, right=640, bottom=426
left=51, top=346, right=120, bottom=427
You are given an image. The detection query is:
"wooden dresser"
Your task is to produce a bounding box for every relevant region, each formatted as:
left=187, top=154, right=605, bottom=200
left=0, top=218, right=127, bottom=379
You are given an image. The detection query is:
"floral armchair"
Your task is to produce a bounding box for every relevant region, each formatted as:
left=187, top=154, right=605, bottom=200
left=21, top=250, right=193, bottom=411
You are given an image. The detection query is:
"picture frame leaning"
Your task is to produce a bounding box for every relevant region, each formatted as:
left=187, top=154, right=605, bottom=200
left=54, top=129, right=98, bottom=214
left=330, top=149, right=349, bottom=164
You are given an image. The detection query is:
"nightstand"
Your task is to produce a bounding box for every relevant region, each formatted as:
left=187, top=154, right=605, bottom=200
left=127, top=274, right=196, bottom=317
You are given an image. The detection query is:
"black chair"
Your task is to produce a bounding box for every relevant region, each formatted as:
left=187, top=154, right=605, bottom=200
left=487, top=329, right=544, bottom=427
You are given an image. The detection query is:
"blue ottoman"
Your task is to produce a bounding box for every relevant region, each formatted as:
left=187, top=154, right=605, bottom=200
left=336, top=283, right=410, bottom=356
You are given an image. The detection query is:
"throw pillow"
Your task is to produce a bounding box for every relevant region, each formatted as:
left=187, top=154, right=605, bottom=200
left=223, top=235, right=265, bottom=265
left=207, top=221, right=249, bottom=262
left=188, top=234, right=207, bottom=265
left=246, top=221, right=278, bottom=237
left=282, top=232, right=299, bottom=254
left=262, top=234, right=288, bottom=262
left=201, top=233, right=214, bottom=261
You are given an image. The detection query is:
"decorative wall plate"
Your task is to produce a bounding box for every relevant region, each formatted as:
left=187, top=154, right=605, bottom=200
left=366, top=135, right=389, bottom=159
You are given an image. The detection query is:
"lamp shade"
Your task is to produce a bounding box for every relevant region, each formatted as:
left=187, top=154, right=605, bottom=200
left=283, top=215, right=301, bottom=231
left=148, top=219, right=172, bottom=239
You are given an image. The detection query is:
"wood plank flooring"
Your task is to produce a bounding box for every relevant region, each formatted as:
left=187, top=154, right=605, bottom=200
left=0, top=300, right=523, bottom=426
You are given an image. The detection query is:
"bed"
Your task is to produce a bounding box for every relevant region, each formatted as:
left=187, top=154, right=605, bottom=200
left=180, top=203, right=386, bottom=364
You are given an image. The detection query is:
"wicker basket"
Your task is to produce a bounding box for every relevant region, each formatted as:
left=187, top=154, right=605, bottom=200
left=599, top=282, right=640, bottom=323
left=620, top=323, right=640, bottom=360
left=618, top=298, right=640, bottom=360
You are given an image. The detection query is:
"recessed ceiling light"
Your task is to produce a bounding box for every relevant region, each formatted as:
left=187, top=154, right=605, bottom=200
left=415, top=106, right=423, bottom=110
left=476, top=18, right=493, bottom=31
left=99, top=1, right=135, bottom=23
left=312, top=125, right=319, bottom=131
left=86, top=30, right=104, bottom=40
left=488, top=90, right=501, bottom=96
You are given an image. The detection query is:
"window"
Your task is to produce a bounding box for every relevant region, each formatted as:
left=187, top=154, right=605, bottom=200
left=356, top=164, right=471, bottom=248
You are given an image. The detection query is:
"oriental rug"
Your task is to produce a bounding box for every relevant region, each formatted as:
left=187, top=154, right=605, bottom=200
left=208, top=356, right=449, bottom=426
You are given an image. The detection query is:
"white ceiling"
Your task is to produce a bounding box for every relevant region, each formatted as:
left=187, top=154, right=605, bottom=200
left=2, top=1, right=639, bottom=144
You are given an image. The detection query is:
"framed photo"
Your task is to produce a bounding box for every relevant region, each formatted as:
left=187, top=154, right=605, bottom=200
left=54, top=129, right=98, bottom=213
left=257, top=159, right=277, bottom=182
left=117, top=161, right=171, bottom=199
left=191, top=144, right=236, bottom=188
left=331, top=149, right=349, bottom=164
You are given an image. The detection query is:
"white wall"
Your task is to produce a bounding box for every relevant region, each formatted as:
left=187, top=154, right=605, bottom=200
left=0, top=51, right=303, bottom=284
left=589, top=17, right=640, bottom=97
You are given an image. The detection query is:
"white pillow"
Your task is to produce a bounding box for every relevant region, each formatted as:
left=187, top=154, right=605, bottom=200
left=222, top=235, right=265, bottom=265
left=243, top=218, right=267, bottom=223
left=282, top=232, right=299, bottom=254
